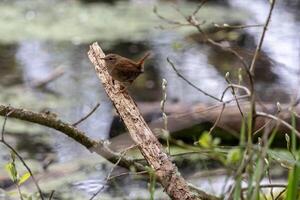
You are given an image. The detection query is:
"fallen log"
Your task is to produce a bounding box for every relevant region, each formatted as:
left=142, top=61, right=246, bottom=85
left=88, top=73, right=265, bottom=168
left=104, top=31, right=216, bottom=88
left=109, top=101, right=300, bottom=151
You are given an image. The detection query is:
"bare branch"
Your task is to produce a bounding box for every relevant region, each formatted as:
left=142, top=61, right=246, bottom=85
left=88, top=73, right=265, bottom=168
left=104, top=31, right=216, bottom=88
left=225, top=78, right=245, bottom=119
left=249, top=0, right=276, bottom=74
left=72, top=103, right=100, bottom=127
left=0, top=105, right=146, bottom=172
left=192, top=0, right=208, bottom=16
left=208, top=103, right=225, bottom=135
left=220, top=84, right=251, bottom=100
left=32, top=67, right=64, bottom=88
left=208, top=82, right=250, bottom=135
left=153, top=6, right=189, bottom=26
left=256, top=111, right=300, bottom=137
left=89, top=151, right=127, bottom=200
left=167, top=57, right=222, bottom=102
left=88, top=42, right=202, bottom=200
left=49, top=190, right=55, bottom=200
left=213, top=23, right=264, bottom=31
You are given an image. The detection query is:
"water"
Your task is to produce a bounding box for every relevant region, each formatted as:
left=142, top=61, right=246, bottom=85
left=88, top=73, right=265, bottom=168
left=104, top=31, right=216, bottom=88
left=0, top=0, right=299, bottom=198
left=229, top=0, right=300, bottom=99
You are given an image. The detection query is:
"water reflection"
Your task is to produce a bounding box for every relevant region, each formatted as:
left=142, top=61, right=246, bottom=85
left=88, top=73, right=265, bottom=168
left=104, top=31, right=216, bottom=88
left=0, top=44, right=22, bottom=86
left=230, top=0, right=300, bottom=101
left=1, top=0, right=300, bottom=159
left=152, top=32, right=230, bottom=103
left=0, top=0, right=300, bottom=197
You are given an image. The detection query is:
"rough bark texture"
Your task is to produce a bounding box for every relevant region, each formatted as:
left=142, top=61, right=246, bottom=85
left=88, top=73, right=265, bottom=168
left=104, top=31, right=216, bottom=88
left=88, top=42, right=198, bottom=200
left=0, top=105, right=145, bottom=171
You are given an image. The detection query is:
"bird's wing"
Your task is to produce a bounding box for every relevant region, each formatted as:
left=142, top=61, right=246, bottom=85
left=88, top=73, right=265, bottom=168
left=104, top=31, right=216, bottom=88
left=111, top=63, right=143, bottom=83
left=114, top=62, right=142, bottom=73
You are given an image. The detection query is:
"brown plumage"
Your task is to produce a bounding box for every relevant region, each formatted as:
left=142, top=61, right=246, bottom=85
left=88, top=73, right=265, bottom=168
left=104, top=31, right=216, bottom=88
left=101, top=52, right=151, bottom=85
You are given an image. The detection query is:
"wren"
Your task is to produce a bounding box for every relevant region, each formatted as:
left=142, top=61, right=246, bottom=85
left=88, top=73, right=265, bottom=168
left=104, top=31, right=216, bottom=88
left=101, top=52, right=151, bottom=88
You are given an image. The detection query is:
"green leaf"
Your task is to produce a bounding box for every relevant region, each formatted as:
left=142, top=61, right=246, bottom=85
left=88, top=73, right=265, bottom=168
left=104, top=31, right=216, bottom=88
left=286, top=163, right=300, bottom=200
left=18, top=172, right=31, bottom=185
left=198, top=131, right=212, bottom=148
left=226, top=148, right=241, bottom=164
left=268, top=150, right=297, bottom=168
left=5, top=162, right=18, bottom=182
left=233, top=176, right=242, bottom=200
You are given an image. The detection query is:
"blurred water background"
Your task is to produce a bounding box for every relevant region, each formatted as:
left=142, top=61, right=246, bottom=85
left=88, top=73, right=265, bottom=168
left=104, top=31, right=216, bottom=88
left=0, top=0, right=299, bottom=199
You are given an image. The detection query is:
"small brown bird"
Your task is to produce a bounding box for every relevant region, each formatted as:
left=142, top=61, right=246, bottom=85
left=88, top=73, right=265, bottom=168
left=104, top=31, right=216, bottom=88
left=101, top=52, right=151, bottom=87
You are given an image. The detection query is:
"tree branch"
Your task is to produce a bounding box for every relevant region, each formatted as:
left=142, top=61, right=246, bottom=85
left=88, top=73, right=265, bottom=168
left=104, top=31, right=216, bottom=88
left=0, top=105, right=145, bottom=172
left=87, top=42, right=204, bottom=200
left=72, top=103, right=100, bottom=127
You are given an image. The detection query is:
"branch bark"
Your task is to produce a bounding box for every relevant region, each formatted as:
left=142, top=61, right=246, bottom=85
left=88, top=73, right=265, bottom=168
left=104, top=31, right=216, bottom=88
left=0, top=105, right=145, bottom=171
left=88, top=42, right=199, bottom=200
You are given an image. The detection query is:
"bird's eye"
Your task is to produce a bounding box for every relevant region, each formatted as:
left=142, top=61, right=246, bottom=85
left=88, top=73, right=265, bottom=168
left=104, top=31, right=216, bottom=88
left=109, top=58, right=113, bottom=60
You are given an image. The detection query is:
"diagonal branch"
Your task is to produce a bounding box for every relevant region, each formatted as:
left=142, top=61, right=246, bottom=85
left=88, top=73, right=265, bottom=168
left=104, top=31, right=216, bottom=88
left=167, top=57, right=222, bottom=102
left=249, top=0, right=276, bottom=74
left=88, top=42, right=206, bottom=200
left=72, top=103, right=100, bottom=126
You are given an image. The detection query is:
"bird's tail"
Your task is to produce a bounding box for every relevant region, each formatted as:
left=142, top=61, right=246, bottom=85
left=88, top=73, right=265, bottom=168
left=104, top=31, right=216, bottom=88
left=137, top=51, right=151, bottom=66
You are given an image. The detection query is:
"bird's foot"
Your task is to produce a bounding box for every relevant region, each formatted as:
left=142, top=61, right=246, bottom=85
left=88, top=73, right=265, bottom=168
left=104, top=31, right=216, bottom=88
left=119, top=85, right=127, bottom=93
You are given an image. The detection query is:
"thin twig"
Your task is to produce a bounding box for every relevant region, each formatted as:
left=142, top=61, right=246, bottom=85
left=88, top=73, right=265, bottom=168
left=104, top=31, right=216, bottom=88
left=32, top=67, right=64, bottom=88
left=153, top=6, right=189, bottom=26
left=171, top=95, right=249, bottom=120
left=208, top=103, right=225, bottom=134
left=49, top=190, right=55, bottom=200
left=89, top=151, right=127, bottom=200
left=1, top=110, right=14, bottom=140
left=275, top=189, right=286, bottom=200
left=167, top=57, right=222, bottom=102
left=207, top=82, right=249, bottom=135
left=213, top=24, right=264, bottom=31
left=72, top=103, right=100, bottom=126
left=253, top=105, right=281, bottom=136
left=1, top=111, right=45, bottom=200
left=107, top=171, right=148, bottom=181
left=241, top=183, right=287, bottom=191
left=248, top=0, right=276, bottom=145
left=249, top=0, right=276, bottom=74
left=253, top=118, right=273, bottom=135
left=256, top=111, right=300, bottom=137
left=16, top=183, right=24, bottom=200
left=225, top=78, right=245, bottom=119
left=220, top=84, right=251, bottom=100
left=192, top=0, right=208, bottom=16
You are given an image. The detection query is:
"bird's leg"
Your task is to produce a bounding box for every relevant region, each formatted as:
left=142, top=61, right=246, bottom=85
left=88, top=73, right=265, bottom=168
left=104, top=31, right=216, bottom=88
left=119, top=84, right=127, bottom=93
